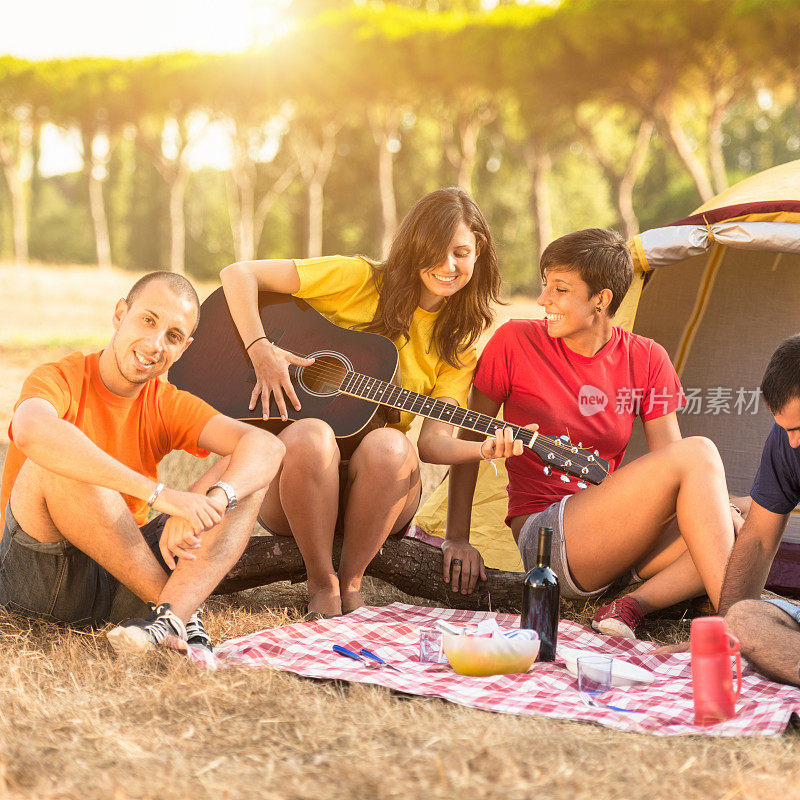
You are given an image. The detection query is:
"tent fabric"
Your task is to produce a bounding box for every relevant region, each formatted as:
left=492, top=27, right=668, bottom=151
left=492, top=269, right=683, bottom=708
left=409, top=160, right=800, bottom=585
left=636, top=222, right=800, bottom=270
left=692, top=160, right=800, bottom=210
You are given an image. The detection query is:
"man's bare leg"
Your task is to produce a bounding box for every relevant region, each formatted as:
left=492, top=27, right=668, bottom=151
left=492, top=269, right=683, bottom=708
left=726, top=599, right=800, bottom=686
left=257, top=419, right=342, bottom=617
left=338, top=428, right=421, bottom=614
left=12, top=455, right=265, bottom=624
left=10, top=459, right=169, bottom=604
left=157, top=488, right=265, bottom=621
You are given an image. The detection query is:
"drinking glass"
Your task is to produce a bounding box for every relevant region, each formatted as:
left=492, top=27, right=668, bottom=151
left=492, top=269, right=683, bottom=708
left=577, top=655, right=613, bottom=696
left=419, top=627, right=446, bottom=663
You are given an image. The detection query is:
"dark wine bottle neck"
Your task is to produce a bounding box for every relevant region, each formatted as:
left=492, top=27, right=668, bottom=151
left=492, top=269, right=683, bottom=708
left=537, top=527, right=552, bottom=568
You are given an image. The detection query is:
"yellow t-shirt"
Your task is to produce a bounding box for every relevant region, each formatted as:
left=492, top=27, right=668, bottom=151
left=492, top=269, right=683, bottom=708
left=293, top=255, right=477, bottom=433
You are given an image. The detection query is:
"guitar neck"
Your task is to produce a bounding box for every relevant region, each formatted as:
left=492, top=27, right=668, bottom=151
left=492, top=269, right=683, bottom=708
left=339, top=371, right=537, bottom=446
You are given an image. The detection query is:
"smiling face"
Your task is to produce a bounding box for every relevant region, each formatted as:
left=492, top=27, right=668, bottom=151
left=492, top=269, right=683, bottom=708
left=537, top=266, right=603, bottom=338
left=418, top=220, right=479, bottom=311
left=105, top=280, right=196, bottom=395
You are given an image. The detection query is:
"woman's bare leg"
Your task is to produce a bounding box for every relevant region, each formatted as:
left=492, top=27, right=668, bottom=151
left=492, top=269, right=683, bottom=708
left=258, top=418, right=342, bottom=617
left=563, top=436, right=734, bottom=610
left=338, top=428, right=421, bottom=614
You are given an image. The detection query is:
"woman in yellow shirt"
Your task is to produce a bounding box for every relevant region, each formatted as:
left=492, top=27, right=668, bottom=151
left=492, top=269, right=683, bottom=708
left=220, top=188, right=516, bottom=618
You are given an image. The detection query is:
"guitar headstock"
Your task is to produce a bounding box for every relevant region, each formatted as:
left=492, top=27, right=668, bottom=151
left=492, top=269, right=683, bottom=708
left=528, top=434, right=609, bottom=487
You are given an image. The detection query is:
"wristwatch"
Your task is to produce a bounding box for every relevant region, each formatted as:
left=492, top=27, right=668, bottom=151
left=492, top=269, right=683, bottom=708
left=206, top=480, right=237, bottom=512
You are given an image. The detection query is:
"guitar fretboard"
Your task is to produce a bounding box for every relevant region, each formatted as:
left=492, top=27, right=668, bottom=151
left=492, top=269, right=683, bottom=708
left=340, top=371, right=537, bottom=445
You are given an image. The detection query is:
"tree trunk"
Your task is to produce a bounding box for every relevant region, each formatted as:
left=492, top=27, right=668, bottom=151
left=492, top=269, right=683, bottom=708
left=168, top=163, right=189, bottom=275
left=252, top=162, right=300, bottom=255
left=293, top=122, right=338, bottom=258
left=456, top=115, right=481, bottom=194
left=616, top=118, right=654, bottom=239
left=0, top=132, right=30, bottom=266
left=143, top=117, right=195, bottom=274
left=214, top=533, right=524, bottom=612
left=368, top=107, right=400, bottom=258
left=82, top=129, right=113, bottom=271
left=442, top=103, right=497, bottom=196
left=523, top=137, right=553, bottom=277
left=708, top=98, right=730, bottom=195
left=660, top=105, right=715, bottom=204
left=576, top=116, right=653, bottom=240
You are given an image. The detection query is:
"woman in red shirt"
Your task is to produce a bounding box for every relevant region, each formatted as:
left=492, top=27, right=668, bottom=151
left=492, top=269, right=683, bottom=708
left=446, top=228, right=739, bottom=637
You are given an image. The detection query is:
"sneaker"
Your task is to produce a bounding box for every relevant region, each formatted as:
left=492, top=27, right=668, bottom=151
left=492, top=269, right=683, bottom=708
left=592, top=596, right=645, bottom=639
left=185, top=605, right=212, bottom=652
left=107, top=602, right=187, bottom=653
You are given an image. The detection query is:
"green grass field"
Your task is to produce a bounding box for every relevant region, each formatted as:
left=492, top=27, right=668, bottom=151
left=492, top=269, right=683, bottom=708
left=1, top=263, right=798, bottom=800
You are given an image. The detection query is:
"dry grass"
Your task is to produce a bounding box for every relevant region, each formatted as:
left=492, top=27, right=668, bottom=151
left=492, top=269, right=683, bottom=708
left=1, top=263, right=799, bottom=800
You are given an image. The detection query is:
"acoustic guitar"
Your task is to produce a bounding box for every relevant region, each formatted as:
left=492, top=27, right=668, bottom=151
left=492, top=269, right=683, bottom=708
left=168, top=288, right=609, bottom=486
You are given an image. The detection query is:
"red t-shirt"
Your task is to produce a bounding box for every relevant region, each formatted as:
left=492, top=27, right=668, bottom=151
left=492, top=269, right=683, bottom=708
left=473, top=319, right=685, bottom=522
left=1, top=351, right=217, bottom=528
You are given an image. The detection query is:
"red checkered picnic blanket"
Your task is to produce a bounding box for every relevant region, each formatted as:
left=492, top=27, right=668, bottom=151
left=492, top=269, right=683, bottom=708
left=186, top=603, right=800, bottom=736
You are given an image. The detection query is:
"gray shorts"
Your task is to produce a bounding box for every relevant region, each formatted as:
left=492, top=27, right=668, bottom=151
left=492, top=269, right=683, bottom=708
left=517, top=497, right=639, bottom=600
left=765, top=597, right=800, bottom=626
left=0, top=501, right=168, bottom=627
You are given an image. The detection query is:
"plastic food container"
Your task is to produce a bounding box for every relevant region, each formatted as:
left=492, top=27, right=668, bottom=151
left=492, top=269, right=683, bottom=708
left=442, top=632, right=540, bottom=677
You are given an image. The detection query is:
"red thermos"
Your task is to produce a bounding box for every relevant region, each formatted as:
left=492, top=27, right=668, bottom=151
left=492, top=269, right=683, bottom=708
left=690, top=616, right=742, bottom=726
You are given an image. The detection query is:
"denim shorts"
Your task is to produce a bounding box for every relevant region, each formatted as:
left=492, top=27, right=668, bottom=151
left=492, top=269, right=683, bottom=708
left=0, top=502, right=168, bottom=627
left=765, top=597, right=800, bottom=626
left=517, top=497, right=640, bottom=600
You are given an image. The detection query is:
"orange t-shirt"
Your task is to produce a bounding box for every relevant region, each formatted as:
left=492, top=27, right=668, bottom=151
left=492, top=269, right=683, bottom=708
left=1, top=351, right=218, bottom=529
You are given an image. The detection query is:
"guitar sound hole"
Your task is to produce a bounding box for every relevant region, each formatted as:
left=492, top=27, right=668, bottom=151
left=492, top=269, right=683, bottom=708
left=299, top=355, right=348, bottom=396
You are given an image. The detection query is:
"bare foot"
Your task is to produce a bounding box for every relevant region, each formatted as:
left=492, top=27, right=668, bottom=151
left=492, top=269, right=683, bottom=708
left=306, top=577, right=342, bottom=618
left=340, top=588, right=365, bottom=615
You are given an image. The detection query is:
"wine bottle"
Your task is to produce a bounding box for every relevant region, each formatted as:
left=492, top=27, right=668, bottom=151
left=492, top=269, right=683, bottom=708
left=520, top=526, right=560, bottom=661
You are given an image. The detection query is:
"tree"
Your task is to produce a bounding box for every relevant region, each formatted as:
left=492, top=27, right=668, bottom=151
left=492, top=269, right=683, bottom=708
left=127, top=54, right=212, bottom=274
left=47, top=57, right=135, bottom=270
left=0, top=58, right=40, bottom=265
left=208, top=52, right=299, bottom=263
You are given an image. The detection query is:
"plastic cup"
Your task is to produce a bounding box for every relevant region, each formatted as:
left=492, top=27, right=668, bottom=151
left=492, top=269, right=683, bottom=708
left=577, top=655, right=613, bottom=696
left=419, top=627, right=447, bottom=663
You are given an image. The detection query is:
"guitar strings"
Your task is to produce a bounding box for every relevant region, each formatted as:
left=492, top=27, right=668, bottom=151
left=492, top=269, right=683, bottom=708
left=257, top=348, right=609, bottom=475
left=296, top=358, right=609, bottom=476
left=281, top=357, right=607, bottom=473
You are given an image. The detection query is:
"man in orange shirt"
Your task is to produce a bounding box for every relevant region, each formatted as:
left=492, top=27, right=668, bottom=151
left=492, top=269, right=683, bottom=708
left=0, top=271, right=284, bottom=653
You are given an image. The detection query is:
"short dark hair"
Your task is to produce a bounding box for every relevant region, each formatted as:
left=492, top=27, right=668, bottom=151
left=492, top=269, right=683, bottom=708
left=761, top=335, right=800, bottom=414
left=125, top=271, right=200, bottom=331
left=539, top=228, right=633, bottom=316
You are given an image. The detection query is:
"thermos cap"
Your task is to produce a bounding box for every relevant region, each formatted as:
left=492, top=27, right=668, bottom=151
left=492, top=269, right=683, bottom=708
left=690, top=616, right=732, bottom=655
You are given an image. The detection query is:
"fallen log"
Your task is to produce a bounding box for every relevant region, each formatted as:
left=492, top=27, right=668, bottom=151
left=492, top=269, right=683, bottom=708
left=214, top=533, right=525, bottom=612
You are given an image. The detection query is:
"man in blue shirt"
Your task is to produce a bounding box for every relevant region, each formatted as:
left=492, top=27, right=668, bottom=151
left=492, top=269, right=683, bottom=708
left=723, top=336, right=800, bottom=687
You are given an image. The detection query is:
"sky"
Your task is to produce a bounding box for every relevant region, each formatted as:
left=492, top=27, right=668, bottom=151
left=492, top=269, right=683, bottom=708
left=0, top=0, right=291, bottom=59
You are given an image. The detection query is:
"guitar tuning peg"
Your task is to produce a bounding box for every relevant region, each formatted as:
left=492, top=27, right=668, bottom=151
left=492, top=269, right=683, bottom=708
left=559, top=435, right=570, bottom=442
left=577, top=482, right=587, bottom=490
left=594, top=450, right=599, bottom=456
left=543, top=466, right=552, bottom=476
left=559, top=474, right=570, bottom=483
left=578, top=442, right=583, bottom=448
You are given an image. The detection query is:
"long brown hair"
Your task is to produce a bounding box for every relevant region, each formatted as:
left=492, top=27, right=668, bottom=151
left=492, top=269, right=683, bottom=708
left=360, top=187, right=501, bottom=367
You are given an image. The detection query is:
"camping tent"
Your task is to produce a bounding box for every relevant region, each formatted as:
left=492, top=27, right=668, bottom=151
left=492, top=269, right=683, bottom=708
left=410, top=159, right=800, bottom=595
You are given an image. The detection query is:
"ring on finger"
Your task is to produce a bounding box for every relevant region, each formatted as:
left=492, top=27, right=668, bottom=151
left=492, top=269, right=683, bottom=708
left=451, top=558, right=462, bottom=567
